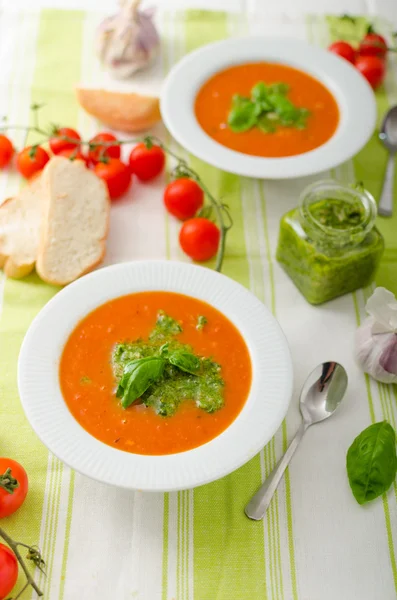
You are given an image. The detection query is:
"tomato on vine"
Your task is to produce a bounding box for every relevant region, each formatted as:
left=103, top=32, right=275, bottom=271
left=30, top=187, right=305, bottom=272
left=49, top=127, right=81, bottom=155
left=359, top=32, right=388, bottom=58
left=0, top=458, right=28, bottom=519
left=94, top=158, right=131, bottom=199
left=16, top=146, right=50, bottom=179
left=0, top=135, right=14, bottom=168
left=328, top=41, right=356, bottom=64
left=88, top=132, right=121, bottom=163
left=356, top=55, right=385, bottom=89
left=0, top=543, right=18, bottom=599
left=129, top=143, right=165, bottom=181
left=179, top=217, right=220, bottom=262
left=164, top=178, right=204, bottom=221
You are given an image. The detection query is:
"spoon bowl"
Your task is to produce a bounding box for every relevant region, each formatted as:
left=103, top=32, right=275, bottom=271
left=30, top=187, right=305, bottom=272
left=300, top=362, right=348, bottom=425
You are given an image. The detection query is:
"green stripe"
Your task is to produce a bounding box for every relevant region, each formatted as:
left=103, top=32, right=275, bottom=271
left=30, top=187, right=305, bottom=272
left=37, top=455, right=57, bottom=589
left=182, top=491, right=186, bottom=600
left=186, top=490, right=190, bottom=600
left=259, top=180, right=298, bottom=600
left=177, top=492, right=181, bottom=600
left=44, top=461, right=63, bottom=596
left=162, top=493, right=170, bottom=600
left=59, top=471, right=75, bottom=600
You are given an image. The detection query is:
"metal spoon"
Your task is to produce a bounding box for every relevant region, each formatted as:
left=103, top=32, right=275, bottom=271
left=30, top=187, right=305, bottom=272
left=378, top=105, right=397, bottom=217
left=245, top=362, right=348, bottom=521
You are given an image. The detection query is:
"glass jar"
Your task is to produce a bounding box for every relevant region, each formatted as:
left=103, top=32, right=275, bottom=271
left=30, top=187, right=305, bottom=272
left=276, top=180, right=384, bottom=305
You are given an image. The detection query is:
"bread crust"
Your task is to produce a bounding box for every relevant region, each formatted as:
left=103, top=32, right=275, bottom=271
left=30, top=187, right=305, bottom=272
left=76, top=87, right=161, bottom=132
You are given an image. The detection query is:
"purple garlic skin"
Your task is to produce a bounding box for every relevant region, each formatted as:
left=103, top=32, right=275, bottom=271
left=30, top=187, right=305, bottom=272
left=379, top=333, right=397, bottom=375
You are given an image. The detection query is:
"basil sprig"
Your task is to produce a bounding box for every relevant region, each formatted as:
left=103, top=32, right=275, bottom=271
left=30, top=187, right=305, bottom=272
left=346, top=421, right=397, bottom=505
left=117, top=357, right=165, bottom=409
left=117, top=348, right=202, bottom=409
left=227, top=81, right=310, bottom=134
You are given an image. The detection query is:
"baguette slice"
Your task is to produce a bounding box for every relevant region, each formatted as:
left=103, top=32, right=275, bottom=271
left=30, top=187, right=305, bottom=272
left=76, top=87, right=161, bottom=132
left=0, top=175, right=42, bottom=278
left=36, top=156, right=110, bottom=286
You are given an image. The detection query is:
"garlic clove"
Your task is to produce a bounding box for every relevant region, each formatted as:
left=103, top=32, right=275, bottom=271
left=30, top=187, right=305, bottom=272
left=96, top=0, right=160, bottom=80
left=355, top=287, right=397, bottom=384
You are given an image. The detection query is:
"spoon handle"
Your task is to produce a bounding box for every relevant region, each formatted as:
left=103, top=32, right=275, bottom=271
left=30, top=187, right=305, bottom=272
left=378, top=152, right=395, bottom=217
left=245, top=421, right=308, bottom=521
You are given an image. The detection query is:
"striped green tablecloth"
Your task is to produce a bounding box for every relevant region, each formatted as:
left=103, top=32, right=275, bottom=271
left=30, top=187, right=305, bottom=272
left=0, top=8, right=396, bottom=600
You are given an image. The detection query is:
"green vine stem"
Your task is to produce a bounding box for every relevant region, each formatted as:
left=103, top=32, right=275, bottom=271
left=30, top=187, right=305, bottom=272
left=0, top=527, right=44, bottom=598
left=0, top=109, right=232, bottom=272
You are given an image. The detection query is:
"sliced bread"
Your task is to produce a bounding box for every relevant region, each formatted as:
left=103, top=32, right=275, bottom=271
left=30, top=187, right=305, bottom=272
left=0, top=175, right=42, bottom=278
left=76, top=87, right=161, bottom=132
left=36, top=156, right=110, bottom=286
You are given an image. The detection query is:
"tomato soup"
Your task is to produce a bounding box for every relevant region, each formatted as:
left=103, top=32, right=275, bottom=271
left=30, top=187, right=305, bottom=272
left=60, top=292, right=252, bottom=455
left=195, top=62, right=339, bottom=157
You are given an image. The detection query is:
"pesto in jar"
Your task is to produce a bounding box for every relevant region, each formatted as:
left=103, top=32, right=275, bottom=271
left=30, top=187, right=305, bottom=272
left=276, top=183, right=384, bottom=305
left=308, top=198, right=365, bottom=230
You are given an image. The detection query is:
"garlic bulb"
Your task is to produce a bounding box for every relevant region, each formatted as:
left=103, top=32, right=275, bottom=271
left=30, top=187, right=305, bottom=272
left=96, top=0, right=160, bottom=79
left=355, top=287, right=397, bottom=383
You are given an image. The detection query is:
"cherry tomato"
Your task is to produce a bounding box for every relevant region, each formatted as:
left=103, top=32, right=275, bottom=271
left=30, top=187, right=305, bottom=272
left=0, top=135, right=14, bottom=167
left=16, top=146, right=50, bottom=179
left=0, top=458, right=28, bottom=518
left=328, top=41, right=356, bottom=64
left=164, top=179, right=204, bottom=221
left=179, top=217, right=220, bottom=262
left=94, top=159, right=131, bottom=199
left=88, top=133, right=121, bottom=164
left=58, top=147, right=89, bottom=166
left=49, top=127, right=81, bottom=155
left=359, top=33, right=387, bottom=59
left=0, top=543, right=18, bottom=599
left=129, top=143, right=165, bottom=181
left=355, top=55, right=386, bottom=89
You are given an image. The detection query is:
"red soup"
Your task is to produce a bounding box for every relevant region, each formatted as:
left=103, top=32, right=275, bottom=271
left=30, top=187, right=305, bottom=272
left=60, top=292, right=252, bottom=455
left=195, top=62, right=339, bottom=157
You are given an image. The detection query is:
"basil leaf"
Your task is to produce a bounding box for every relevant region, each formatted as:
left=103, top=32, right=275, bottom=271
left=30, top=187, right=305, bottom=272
left=231, top=94, right=251, bottom=108
left=116, top=359, right=142, bottom=397
left=119, top=357, right=165, bottom=408
left=267, top=92, right=299, bottom=121
left=268, top=82, right=290, bottom=95
left=251, top=81, right=268, bottom=102
left=346, top=421, right=397, bottom=505
left=294, top=108, right=310, bottom=129
left=228, top=101, right=258, bottom=133
left=168, top=351, right=201, bottom=375
left=257, top=114, right=277, bottom=133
